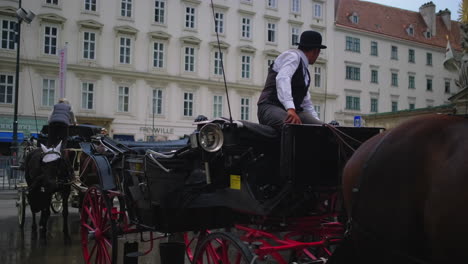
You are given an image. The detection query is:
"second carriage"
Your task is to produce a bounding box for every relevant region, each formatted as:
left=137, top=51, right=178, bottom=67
left=80, top=119, right=381, bottom=264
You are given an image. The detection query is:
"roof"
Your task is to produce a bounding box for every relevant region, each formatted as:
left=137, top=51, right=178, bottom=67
left=335, top=0, right=462, bottom=51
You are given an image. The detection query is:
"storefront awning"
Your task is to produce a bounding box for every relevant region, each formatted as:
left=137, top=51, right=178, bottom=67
left=0, top=132, right=24, bottom=143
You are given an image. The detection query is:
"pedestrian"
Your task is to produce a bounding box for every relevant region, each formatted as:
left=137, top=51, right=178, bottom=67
left=257, top=30, right=326, bottom=131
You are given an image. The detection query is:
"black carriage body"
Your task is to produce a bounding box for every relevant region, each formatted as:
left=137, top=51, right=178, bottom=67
left=123, top=121, right=382, bottom=233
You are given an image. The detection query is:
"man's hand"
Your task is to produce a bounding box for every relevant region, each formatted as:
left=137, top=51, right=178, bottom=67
left=284, top=108, right=302, bottom=124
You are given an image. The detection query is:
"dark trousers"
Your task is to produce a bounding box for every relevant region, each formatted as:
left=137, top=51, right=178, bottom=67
left=257, top=103, right=323, bottom=132
left=48, top=122, right=68, bottom=149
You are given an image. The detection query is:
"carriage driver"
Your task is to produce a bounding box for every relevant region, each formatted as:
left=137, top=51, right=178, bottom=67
left=48, top=98, right=77, bottom=150
left=257, top=30, right=326, bottom=131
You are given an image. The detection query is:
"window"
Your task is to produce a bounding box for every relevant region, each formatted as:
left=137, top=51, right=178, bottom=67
left=46, top=0, right=58, bottom=4
left=241, top=55, right=251, bottom=79
left=345, top=36, right=360, bottom=52
left=424, top=31, right=431, bottom=39
left=214, top=12, right=224, bottom=34
left=314, top=67, right=321, bottom=88
left=44, top=26, right=58, bottom=55
left=445, top=80, right=451, bottom=94
left=370, top=41, right=378, bottom=56
left=267, top=22, right=276, bottom=43
left=119, top=37, right=131, bottom=64
left=185, top=6, right=196, bottom=29
left=370, top=98, right=378, bottom=113
left=391, top=73, right=398, bottom=87
left=407, top=26, right=414, bottom=36
left=1, top=20, right=16, bottom=50
left=42, top=79, right=55, bottom=107
left=118, top=86, right=130, bottom=112
left=81, top=82, right=94, bottom=110
left=426, top=79, right=432, bottom=91
left=154, top=0, right=165, bottom=24
left=241, top=17, right=251, bottom=39
left=184, top=47, right=195, bottom=72
left=213, top=95, right=223, bottom=118
left=153, top=42, right=164, bottom=68
left=409, top=103, right=415, bottom=110
left=351, top=14, right=359, bottom=24
left=83, top=32, right=96, bottom=60
left=408, top=75, right=415, bottom=89
left=391, top=101, right=398, bottom=112
left=183, top=92, right=193, bottom=117
left=0, top=74, right=14, bottom=104
left=345, top=96, right=360, bottom=110
left=291, top=0, right=300, bottom=13
left=152, top=89, right=163, bottom=115
left=291, top=26, right=300, bottom=46
left=408, top=49, right=415, bottom=63
left=267, top=0, right=277, bottom=8
left=345, top=66, right=360, bottom=81
left=240, top=97, right=250, bottom=120
left=371, top=69, right=378, bottom=84
left=213, top=51, right=223, bottom=76
left=426, top=52, right=432, bottom=65
left=314, top=3, right=322, bottom=18
left=121, top=0, right=132, bottom=17
left=314, top=105, right=321, bottom=120
left=391, top=46, right=398, bottom=60
left=84, top=0, right=97, bottom=12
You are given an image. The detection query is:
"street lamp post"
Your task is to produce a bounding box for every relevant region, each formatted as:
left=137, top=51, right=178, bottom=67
left=11, top=0, right=34, bottom=157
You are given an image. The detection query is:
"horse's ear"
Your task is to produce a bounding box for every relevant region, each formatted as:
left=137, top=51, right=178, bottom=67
left=40, top=144, right=47, bottom=153
left=55, top=141, right=62, bottom=152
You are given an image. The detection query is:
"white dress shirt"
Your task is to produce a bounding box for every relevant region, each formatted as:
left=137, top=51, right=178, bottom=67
left=272, top=49, right=319, bottom=120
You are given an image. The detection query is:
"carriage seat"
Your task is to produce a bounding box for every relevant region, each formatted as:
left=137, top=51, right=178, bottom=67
left=122, top=138, right=189, bottom=155
left=239, top=121, right=279, bottom=139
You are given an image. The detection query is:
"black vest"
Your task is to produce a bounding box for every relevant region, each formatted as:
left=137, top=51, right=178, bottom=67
left=257, top=61, right=310, bottom=112
left=49, top=103, right=72, bottom=125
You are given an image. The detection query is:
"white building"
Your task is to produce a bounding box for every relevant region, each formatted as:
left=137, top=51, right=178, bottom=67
left=0, top=0, right=336, bottom=148
left=333, top=0, right=461, bottom=126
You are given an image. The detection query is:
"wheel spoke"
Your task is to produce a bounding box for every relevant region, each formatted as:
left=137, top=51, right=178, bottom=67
left=89, top=242, right=98, bottom=260
left=84, top=206, right=98, bottom=228
left=82, top=222, right=95, bottom=232
left=101, top=239, right=112, bottom=264
left=221, top=239, right=230, bottom=263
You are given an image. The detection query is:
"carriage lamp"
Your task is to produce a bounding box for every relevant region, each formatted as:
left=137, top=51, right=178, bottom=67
left=198, top=123, right=224, bottom=152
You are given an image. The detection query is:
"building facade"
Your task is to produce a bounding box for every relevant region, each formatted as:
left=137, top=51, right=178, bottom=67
left=0, top=0, right=336, bottom=148
left=333, top=0, right=461, bottom=126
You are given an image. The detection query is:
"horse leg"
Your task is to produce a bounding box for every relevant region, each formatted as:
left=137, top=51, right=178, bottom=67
left=39, top=197, right=52, bottom=241
left=31, top=210, right=37, bottom=240
left=62, top=187, right=71, bottom=243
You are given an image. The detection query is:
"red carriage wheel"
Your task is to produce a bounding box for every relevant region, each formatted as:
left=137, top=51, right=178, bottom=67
left=81, top=186, right=118, bottom=264
left=184, top=230, right=208, bottom=262
left=193, top=232, right=257, bottom=264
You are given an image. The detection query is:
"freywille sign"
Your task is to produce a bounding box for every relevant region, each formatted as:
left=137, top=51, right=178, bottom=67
left=139, top=127, right=174, bottom=135
left=0, top=116, right=47, bottom=135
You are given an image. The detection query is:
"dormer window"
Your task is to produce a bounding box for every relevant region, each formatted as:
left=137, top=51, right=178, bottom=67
left=406, top=25, right=414, bottom=36
left=424, top=30, right=431, bottom=39
left=349, top=12, right=359, bottom=24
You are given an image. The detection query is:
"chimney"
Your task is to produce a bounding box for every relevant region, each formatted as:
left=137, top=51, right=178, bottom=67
left=438, top=8, right=451, bottom=31
left=419, top=1, right=436, bottom=36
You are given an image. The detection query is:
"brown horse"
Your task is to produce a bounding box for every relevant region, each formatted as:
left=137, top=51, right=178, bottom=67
left=331, top=114, right=468, bottom=263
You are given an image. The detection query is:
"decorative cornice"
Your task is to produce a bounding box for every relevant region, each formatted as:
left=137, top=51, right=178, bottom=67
left=288, top=19, right=304, bottom=25
left=0, top=6, right=16, bottom=17
left=77, top=19, right=104, bottom=31
left=208, top=40, right=230, bottom=49
left=210, top=3, right=229, bottom=11
left=148, top=31, right=171, bottom=40
left=239, top=45, right=256, bottom=53
left=180, top=36, right=201, bottom=45
left=263, top=49, right=280, bottom=57
left=114, top=25, right=139, bottom=35
left=181, top=0, right=201, bottom=5
left=263, top=14, right=280, bottom=21
left=238, top=9, right=256, bottom=16
left=38, top=13, right=67, bottom=24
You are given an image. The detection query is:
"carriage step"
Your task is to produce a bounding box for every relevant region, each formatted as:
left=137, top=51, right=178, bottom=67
left=125, top=251, right=145, bottom=258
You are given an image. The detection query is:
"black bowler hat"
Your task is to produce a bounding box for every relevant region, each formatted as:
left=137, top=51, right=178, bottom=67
left=295, top=30, right=327, bottom=49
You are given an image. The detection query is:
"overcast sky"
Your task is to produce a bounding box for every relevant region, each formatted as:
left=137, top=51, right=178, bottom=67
left=363, top=0, right=461, bottom=19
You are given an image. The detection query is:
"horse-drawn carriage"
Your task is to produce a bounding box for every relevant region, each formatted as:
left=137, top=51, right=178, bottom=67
left=79, top=118, right=382, bottom=264
left=17, top=124, right=105, bottom=234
